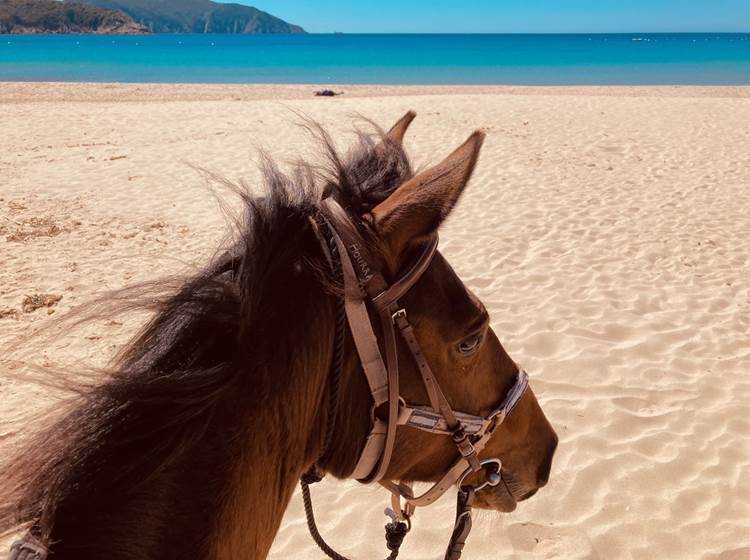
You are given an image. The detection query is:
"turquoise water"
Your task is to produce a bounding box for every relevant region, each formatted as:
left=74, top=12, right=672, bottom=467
left=1, top=33, right=749, bottom=84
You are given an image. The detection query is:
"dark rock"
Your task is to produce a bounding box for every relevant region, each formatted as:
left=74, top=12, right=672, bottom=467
left=315, top=90, right=342, bottom=97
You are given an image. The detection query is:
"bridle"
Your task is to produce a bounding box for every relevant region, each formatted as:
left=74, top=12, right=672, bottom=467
left=302, top=198, right=529, bottom=560
left=8, top=197, right=529, bottom=560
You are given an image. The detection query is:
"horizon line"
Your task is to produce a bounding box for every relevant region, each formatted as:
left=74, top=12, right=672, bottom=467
left=304, top=31, right=750, bottom=35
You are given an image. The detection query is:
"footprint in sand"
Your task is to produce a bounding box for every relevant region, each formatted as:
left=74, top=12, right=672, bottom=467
left=506, top=522, right=597, bottom=559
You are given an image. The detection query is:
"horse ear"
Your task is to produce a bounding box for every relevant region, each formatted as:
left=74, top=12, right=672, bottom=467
left=371, top=130, right=485, bottom=259
left=386, top=110, right=416, bottom=144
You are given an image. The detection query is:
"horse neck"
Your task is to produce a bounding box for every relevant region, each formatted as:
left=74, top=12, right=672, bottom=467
left=212, top=358, right=334, bottom=558
left=213, top=310, right=375, bottom=558
left=40, top=315, right=339, bottom=560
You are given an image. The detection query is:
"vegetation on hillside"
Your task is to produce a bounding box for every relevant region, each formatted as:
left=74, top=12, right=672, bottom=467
left=0, top=0, right=147, bottom=33
left=62, top=0, right=306, bottom=33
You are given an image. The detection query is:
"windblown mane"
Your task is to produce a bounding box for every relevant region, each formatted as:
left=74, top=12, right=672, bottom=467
left=0, top=122, right=412, bottom=548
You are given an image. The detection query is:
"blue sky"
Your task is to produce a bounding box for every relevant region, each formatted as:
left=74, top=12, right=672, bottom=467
left=226, top=1, right=750, bottom=33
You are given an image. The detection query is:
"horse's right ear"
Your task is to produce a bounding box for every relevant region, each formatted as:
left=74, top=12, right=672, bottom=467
left=372, top=130, right=485, bottom=264
left=386, top=111, right=416, bottom=144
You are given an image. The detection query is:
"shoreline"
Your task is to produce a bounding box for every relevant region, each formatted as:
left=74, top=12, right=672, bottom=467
left=2, top=82, right=750, bottom=103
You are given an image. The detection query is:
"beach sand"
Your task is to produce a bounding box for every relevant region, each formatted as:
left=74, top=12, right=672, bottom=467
left=1, top=83, right=749, bottom=559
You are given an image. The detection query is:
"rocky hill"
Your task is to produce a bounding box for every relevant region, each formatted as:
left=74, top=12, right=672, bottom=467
left=0, top=0, right=147, bottom=34
left=62, top=0, right=305, bottom=33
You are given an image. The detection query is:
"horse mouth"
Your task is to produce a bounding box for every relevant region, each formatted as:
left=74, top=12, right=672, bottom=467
left=472, top=470, right=538, bottom=512
left=473, top=478, right=517, bottom=512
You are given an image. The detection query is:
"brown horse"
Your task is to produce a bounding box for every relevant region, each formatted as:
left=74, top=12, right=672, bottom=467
left=0, top=112, right=557, bottom=560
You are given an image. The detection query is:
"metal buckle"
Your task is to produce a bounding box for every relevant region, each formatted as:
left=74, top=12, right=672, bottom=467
left=386, top=489, right=415, bottom=529
left=486, top=408, right=507, bottom=433
left=458, top=441, right=477, bottom=458
left=384, top=507, right=413, bottom=532
left=457, top=458, right=503, bottom=492
left=452, top=429, right=478, bottom=458
left=391, top=308, right=407, bottom=323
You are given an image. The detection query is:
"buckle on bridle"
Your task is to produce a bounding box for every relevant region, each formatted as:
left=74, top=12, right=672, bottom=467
left=487, top=408, right=507, bottom=426
left=384, top=507, right=413, bottom=531
left=391, top=308, right=407, bottom=323
left=452, top=428, right=478, bottom=459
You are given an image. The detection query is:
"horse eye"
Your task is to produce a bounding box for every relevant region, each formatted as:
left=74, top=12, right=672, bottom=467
left=458, top=333, right=483, bottom=355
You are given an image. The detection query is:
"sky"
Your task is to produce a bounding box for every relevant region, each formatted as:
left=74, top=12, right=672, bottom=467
left=225, top=0, right=750, bottom=33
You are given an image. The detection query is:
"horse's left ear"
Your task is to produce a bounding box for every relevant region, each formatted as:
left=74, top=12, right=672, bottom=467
left=386, top=110, right=417, bottom=144
left=372, top=111, right=416, bottom=156
left=371, top=130, right=485, bottom=260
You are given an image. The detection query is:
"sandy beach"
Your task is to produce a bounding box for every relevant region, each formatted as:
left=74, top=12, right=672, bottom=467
left=1, top=83, right=749, bottom=559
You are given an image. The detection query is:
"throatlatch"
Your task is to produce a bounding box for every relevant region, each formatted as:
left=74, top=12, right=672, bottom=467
left=301, top=199, right=529, bottom=559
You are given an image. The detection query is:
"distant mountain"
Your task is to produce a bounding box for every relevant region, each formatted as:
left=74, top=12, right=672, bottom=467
left=63, top=0, right=305, bottom=33
left=0, top=0, right=148, bottom=33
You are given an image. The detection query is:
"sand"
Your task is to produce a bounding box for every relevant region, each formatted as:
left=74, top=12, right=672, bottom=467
left=1, top=83, right=749, bottom=559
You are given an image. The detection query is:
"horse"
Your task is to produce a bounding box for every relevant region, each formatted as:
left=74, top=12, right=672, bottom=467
left=0, top=112, right=558, bottom=560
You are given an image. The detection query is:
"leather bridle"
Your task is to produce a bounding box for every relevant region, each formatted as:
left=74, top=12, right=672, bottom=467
left=8, top=197, right=530, bottom=560
left=302, top=198, right=530, bottom=560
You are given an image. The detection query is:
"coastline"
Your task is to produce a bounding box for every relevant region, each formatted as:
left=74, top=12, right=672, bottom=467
left=2, top=82, right=750, bottom=103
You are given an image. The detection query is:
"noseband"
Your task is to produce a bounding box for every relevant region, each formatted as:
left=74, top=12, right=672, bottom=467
left=302, top=199, right=529, bottom=560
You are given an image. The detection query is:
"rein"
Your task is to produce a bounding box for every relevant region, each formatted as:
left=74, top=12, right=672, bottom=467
left=302, top=199, right=529, bottom=560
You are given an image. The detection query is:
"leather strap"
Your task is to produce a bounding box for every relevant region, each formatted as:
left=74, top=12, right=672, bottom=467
left=320, top=199, right=388, bottom=298
left=320, top=199, right=406, bottom=482
left=380, top=427, right=492, bottom=508
left=398, top=405, right=486, bottom=435
left=371, top=236, right=439, bottom=309
left=393, top=311, right=456, bottom=425
left=325, top=224, right=393, bottom=481
left=321, top=198, right=442, bottom=484
left=372, top=304, right=401, bottom=483
left=444, top=487, right=475, bottom=560
left=330, top=228, right=390, bottom=407
left=359, top=232, right=440, bottom=483
left=350, top=418, right=388, bottom=480
left=392, top=310, right=481, bottom=472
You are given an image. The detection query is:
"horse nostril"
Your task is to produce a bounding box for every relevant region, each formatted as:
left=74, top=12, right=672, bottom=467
left=536, top=432, right=558, bottom=487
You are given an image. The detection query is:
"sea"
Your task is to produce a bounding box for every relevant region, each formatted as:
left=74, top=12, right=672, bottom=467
left=1, top=33, right=749, bottom=84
